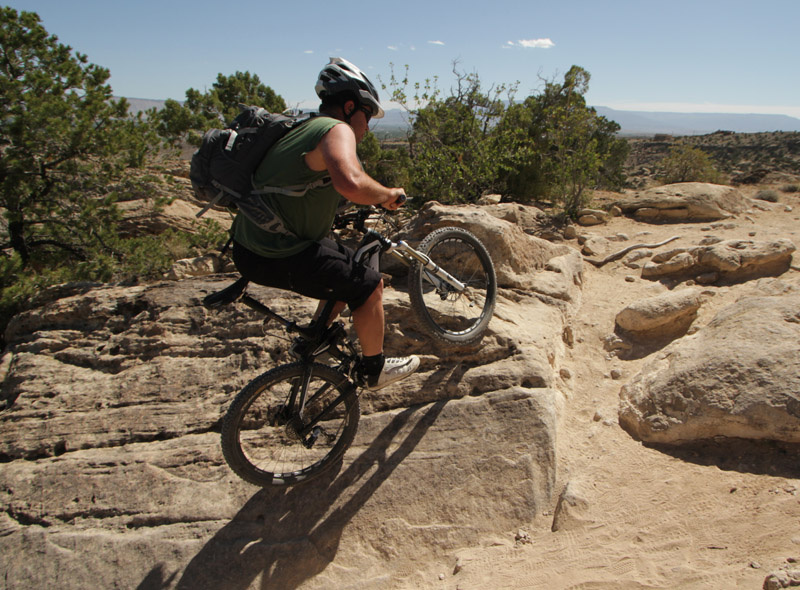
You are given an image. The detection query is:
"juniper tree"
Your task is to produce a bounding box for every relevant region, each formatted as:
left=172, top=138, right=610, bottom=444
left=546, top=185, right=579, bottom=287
left=0, top=7, right=158, bottom=269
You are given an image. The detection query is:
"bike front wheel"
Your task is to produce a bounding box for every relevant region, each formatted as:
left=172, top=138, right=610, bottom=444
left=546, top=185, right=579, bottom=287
left=221, top=362, right=359, bottom=487
left=408, top=226, right=497, bottom=344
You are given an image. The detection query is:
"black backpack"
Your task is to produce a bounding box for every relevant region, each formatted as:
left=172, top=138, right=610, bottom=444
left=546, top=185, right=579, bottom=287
left=189, top=106, right=331, bottom=235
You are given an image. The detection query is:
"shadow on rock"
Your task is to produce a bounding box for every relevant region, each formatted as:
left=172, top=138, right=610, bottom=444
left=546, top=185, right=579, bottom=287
left=647, top=437, right=800, bottom=479
left=145, top=401, right=447, bottom=590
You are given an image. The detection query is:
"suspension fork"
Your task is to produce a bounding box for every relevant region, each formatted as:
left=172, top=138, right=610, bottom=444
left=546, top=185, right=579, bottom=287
left=391, top=241, right=467, bottom=292
left=356, top=230, right=467, bottom=293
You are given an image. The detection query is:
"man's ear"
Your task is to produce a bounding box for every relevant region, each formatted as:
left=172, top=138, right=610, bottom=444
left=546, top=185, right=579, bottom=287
left=343, top=100, right=356, bottom=117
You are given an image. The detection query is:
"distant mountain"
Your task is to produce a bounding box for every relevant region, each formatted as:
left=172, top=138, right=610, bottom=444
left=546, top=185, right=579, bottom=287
left=125, top=98, right=169, bottom=113
left=122, top=97, right=800, bottom=137
left=594, top=106, right=800, bottom=136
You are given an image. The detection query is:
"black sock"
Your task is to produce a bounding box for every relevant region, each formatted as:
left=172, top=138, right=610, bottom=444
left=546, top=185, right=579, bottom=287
left=360, top=353, right=385, bottom=376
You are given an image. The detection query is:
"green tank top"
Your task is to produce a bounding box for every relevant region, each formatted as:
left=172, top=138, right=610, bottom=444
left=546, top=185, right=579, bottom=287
left=231, top=116, right=343, bottom=258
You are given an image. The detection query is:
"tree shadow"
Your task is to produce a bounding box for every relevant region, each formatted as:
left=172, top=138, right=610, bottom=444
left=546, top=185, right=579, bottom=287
left=646, top=437, right=800, bottom=479
left=137, top=400, right=447, bottom=590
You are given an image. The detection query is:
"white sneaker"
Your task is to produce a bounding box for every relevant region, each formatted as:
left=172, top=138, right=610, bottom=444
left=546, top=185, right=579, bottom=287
left=365, top=355, right=420, bottom=391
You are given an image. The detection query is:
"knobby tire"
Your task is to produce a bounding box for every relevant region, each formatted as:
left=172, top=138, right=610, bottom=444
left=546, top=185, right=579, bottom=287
left=408, top=226, right=497, bottom=344
left=221, top=362, right=359, bottom=487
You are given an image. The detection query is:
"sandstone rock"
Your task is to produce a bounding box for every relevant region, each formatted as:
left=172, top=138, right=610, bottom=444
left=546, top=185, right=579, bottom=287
left=577, top=214, right=604, bottom=226
left=551, top=478, right=594, bottom=532
left=623, top=249, right=653, bottom=268
left=477, top=193, right=502, bottom=205
left=615, top=288, right=703, bottom=339
left=642, top=239, right=796, bottom=284
left=117, top=197, right=231, bottom=235
left=614, top=183, right=751, bottom=223
left=619, top=293, right=800, bottom=444
left=0, top=246, right=575, bottom=589
left=0, top=387, right=557, bottom=590
left=165, top=254, right=222, bottom=280
left=481, top=202, right=545, bottom=233
left=400, top=202, right=584, bottom=303
left=643, top=251, right=695, bottom=278
left=763, top=569, right=800, bottom=589
left=581, top=236, right=609, bottom=257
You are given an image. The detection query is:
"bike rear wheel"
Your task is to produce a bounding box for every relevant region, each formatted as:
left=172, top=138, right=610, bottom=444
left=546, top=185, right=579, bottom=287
left=408, top=226, right=497, bottom=344
left=221, top=362, right=359, bottom=487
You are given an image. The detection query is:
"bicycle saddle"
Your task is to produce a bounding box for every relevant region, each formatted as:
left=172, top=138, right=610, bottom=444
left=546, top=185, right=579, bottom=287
left=203, top=277, right=249, bottom=310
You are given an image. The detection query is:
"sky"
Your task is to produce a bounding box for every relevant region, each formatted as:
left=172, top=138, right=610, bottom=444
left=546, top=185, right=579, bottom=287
left=7, top=0, right=800, bottom=118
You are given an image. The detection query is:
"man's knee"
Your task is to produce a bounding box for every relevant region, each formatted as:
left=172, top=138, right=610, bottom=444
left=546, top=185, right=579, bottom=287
left=357, top=278, right=383, bottom=311
left=367, top=278, right=384, bottom=304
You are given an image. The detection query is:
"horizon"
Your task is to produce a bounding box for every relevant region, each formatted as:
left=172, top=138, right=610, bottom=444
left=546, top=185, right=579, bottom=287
left=6, top=0, right=800, bottom=119
left=122, top=97, right=800, bottom=124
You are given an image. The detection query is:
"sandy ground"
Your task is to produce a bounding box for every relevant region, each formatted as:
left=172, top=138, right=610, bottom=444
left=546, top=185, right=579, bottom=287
left=422, top=185, right=800, bottom=589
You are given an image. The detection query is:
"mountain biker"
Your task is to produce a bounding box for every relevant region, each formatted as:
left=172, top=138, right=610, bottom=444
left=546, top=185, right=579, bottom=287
left=230, top=57, right=420, bottom=391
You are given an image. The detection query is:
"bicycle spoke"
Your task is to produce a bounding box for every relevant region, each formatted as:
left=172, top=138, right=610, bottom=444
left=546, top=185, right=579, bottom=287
left=221, top=363, right=359, bottom=486
left=411, top=229, right=496, bottom=342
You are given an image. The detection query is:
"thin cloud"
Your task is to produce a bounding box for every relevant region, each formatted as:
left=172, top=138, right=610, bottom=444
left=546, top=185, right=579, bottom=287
left=508, top=38, right=555, bottom=49
left=304, top=50, right=314, bottom=54
left=429, top=40, right=445, bottom=46
left=388, top=45, right=399, bottom=51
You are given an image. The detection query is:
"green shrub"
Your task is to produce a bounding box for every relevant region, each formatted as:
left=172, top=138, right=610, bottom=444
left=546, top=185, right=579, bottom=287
left=780, top=184, right=800, bottom=193
left=755, top=189, right=780, bottom=202
left=657, top=144, right=723, bottom=184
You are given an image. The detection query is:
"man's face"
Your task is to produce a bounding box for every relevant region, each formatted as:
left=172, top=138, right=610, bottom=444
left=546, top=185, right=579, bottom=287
left=347, top=101, right=372, bottom=143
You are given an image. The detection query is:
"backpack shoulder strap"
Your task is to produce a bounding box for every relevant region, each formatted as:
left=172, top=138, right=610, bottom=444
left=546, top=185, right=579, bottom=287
left=252, top=176, right=333, bottom=198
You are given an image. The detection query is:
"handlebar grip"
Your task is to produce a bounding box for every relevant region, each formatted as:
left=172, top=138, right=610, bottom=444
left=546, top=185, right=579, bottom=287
left=396, top=193, right=407, bottom=205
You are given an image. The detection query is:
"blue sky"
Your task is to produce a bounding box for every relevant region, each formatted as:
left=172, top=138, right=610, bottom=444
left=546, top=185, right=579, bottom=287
left=7, top=0, right=800, bottom=118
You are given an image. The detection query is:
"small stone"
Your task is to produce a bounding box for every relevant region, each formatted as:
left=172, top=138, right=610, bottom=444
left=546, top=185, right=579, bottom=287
left=578, top=214, right=603, bottom=226
left=695, top=272, right=720, bottom=285
left=515, top=529, right=532, bottom=544
left=453, top=558, right=463, bottom=575
left=610, top=369, right=623, bottom=380
left=603, top=334, right=632, bottom=353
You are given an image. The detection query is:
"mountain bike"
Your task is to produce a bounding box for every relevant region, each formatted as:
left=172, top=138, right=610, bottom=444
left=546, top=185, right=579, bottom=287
left=204, top=207, right=496, bottom=486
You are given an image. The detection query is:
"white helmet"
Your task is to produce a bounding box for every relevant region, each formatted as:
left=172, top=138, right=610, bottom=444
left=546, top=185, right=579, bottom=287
left=315, top=57, right=384, bottom=119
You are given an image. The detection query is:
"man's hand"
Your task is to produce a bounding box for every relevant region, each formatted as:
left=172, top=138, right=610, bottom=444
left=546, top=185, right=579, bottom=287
left=381, top=190, right=407, bottom=211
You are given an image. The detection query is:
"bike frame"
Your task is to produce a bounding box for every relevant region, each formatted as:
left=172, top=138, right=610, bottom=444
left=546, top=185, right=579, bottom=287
left=354, top=228, right=467, bottom=294
left=212, top=209, right=472, bottom=449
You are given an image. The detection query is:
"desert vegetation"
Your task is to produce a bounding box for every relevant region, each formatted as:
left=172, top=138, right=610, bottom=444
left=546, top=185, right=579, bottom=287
left=3, top=8, right=800, bottom=590
left=1, top=6, right=797, bottom=340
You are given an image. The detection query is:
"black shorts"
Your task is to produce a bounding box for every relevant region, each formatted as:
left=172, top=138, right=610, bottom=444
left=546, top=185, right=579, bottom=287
left=232, top=238, right=381, bottom=311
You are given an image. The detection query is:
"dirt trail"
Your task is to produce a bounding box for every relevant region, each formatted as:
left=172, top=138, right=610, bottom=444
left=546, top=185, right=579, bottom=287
left=426, top=194, right=800, bottom=589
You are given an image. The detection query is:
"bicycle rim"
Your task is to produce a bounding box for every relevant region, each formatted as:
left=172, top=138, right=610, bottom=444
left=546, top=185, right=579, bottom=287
left=409, top=227, right=497, bottom=344
left=221, top=362, right=359, bottom=487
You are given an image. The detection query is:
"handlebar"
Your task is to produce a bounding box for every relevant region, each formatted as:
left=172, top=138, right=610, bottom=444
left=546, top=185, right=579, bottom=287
left=333, top=196, right=410, bottom=232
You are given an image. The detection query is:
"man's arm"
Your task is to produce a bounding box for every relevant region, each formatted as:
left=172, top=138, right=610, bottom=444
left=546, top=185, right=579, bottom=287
left=307, top=124, right=405, bottom=210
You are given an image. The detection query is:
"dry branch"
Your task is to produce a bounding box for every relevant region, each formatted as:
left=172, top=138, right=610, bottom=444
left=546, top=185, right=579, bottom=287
left=585, top=236, right=681, bottom=268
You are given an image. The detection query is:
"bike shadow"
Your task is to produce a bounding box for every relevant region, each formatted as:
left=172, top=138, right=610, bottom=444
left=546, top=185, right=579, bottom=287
left=159, top=400, right=447, bottom=590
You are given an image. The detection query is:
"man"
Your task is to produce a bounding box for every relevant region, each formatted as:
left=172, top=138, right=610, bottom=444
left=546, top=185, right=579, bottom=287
left=231, top=57, right=419, bottom=391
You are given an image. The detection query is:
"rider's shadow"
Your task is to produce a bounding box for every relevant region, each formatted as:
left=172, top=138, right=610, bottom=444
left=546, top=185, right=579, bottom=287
left=162, top=400, right=447, bottom=590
